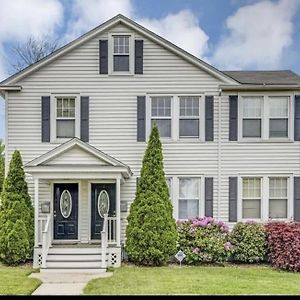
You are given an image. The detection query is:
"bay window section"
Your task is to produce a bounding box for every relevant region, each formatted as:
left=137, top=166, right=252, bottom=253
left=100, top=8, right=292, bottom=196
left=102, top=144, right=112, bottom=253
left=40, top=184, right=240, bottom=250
left=179, top=178, right=200, bottom=219
left=56, top=97, right=76, bottom=138
left=242, top=178, right=261, bottom=219
left=179, top=96, right=200, bottom=138
left=151, top=96, right=172, bottom=138
left=242, top=97, right=262, bottom=138
left=269, top=97, right=289, bottom=138
left=269, top=178, right=288, bottom=219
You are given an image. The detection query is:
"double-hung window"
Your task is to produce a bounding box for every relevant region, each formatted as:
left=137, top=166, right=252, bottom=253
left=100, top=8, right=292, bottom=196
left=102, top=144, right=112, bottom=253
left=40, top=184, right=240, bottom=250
left=113, top=35, right=130, bottom=72
left=242, top=97, right=262, bottom=138
left=56, top=97, right=76, bottom=139
left=179, top=96, right=200, bottom=138
left=269, top=177, right=288, bottom=219
left=242, top=178, right=261, bottom=219
left=151, top=96, right=172, bottom=138
left=179, top=178, right=200, bottom=219
left=269, top=97, right=289, bottom=138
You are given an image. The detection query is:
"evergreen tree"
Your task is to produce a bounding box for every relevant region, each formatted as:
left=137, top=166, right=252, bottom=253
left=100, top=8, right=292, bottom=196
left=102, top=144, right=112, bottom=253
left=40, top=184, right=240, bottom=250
left=0, top=150, right=34, bottom=265
left=0, top=156, right=4, bottom=195
left=126, top=125, right=177, bottom=265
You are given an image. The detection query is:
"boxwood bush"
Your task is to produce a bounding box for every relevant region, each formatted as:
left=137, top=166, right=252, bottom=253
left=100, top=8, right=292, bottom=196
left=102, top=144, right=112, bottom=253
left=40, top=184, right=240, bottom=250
left=177, top=217, right=231, bottom=264
left=265, top=222, right=300, bottom=272
left=229, top=222, right=267, bottom=263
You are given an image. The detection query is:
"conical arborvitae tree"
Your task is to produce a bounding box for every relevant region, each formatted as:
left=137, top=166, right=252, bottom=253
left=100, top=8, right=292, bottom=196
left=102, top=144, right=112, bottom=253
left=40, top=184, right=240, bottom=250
left=0, top=156, right=4, bottom=195
left=125, top=125, right=177, bottom=265
left=0, top=150, right=34, bottom=265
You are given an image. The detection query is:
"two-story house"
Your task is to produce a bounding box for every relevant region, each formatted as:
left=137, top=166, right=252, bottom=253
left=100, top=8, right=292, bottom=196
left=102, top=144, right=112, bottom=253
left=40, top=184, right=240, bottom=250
left=0, top=15, right=300, bottom=271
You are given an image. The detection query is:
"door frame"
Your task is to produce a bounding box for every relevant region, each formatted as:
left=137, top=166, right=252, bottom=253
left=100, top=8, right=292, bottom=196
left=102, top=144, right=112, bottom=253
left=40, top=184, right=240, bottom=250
left=51, top=180, right=81, bottom=243
left=88, top=180, right=116, bottom=243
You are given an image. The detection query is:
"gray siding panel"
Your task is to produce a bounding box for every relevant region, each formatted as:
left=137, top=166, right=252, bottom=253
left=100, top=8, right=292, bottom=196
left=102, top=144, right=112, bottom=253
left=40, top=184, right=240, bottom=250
left=135, top=40, right=143, bottom=74
left=205, top=177, right=213, bottom=217
left=229, top=177, right=238, bottom=222
left=99, top=40, right=108, bottom=74
left=229, top=95, right=238, bottom=141
left=205, top=96, right=214, bottom=141
left=80, top=96, right=89, bottom=142
left=137, top=96, right=146, bottom=141
left=294, top=95, right=300, bottom=141
left=294, top=177, right=300, bottom=221
left=41, top=96, right=50, bottom=142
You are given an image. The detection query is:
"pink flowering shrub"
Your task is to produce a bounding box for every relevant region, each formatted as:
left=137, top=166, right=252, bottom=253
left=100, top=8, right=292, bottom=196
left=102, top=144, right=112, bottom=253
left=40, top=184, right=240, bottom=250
left=265, top=222, right=300, bottom=272
left=177, top=217, right=231, bottom=264
left=229, top=222, right=267, bottom=263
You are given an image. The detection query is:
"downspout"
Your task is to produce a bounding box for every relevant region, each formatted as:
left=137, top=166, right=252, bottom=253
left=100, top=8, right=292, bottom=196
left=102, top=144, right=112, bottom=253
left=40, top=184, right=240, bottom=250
left=217, top=89, right=222, bottom=220
left=4, top=91, right=8, bottom=176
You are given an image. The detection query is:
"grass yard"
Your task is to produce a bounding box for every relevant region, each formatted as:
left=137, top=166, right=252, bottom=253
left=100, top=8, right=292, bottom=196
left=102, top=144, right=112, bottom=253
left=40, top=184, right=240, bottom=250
left=84, top=264, right=300, bottom=295
left=0, top=264, right=41, bottom=295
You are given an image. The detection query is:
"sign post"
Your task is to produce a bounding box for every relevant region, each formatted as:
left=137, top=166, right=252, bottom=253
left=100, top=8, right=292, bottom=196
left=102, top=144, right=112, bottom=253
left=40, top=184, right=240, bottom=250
left=175, top=250, right=186, bottom=267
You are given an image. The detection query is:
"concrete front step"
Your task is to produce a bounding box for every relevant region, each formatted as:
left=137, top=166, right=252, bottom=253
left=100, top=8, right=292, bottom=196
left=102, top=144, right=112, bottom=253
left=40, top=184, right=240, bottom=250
left=40, top=268, right=107, bottom=274
left=46, top=261, right=107, bottom=269
left=47, top=254, right=103, bottom=261
left=48, top=247, right=101, bottom=255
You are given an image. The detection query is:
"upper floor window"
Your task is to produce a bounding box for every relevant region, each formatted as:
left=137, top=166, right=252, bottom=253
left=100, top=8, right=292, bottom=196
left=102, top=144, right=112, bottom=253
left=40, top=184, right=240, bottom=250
left=179, top=96, right=200, bottom=138
left=239, top=94, right=292, bottom=141
left=56, top=97, right=76, bottom=138
left=113, top=35, right=130, bottom=72
left=269, top=97, right=288, bottom=138
left=151, top=96, right=172, bottom=138
left=242, top=97, right=262, bottom=138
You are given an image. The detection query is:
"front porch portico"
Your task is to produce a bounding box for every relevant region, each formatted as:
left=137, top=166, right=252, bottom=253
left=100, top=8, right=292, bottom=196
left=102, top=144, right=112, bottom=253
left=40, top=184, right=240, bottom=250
left=24, top=138, right=132, bottom=270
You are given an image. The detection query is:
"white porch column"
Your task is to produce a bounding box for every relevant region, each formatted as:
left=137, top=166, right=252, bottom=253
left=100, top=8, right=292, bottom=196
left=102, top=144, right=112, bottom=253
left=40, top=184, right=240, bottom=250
left=116, top=177, right=121, bottom=247
left=34, top=177, right=39, bottom=247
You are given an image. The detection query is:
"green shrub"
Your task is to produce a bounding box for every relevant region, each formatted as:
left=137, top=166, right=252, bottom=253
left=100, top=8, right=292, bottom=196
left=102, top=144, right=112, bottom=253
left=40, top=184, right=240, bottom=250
left=126, top=125, right=177, bottom=265
left=177, top=217, right=231, bottom=264
left=0, top=150, right=34, bottom=264
left=229, top=222, right=267, bottom=263
left=0, top=220, right=29, bottom=265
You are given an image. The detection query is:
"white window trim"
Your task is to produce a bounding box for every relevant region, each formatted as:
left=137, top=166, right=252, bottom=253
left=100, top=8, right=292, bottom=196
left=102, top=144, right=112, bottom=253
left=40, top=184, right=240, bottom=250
left=167, top=175, right=204, bottom=220
left=238, top=92, right=294, bottom=142
left=50, top=94, right=80, bottom=143
left=237, top=174, right=293, bottom=222
left=146, top=94, right=205, bottom=142
left=108, top=33, right=134, bottom=75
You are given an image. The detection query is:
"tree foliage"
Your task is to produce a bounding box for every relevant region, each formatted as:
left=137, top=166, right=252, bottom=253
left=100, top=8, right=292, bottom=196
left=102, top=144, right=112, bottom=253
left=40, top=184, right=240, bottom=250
left=125, top=125, right=177, bottom=265
left=0, top=150, right=33, bottom=265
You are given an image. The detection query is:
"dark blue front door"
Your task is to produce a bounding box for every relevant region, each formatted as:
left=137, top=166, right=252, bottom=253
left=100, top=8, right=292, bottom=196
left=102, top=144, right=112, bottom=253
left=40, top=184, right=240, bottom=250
left=54, top=183, right=78, bottom=240
left=91, top=183, right=116, bottom=240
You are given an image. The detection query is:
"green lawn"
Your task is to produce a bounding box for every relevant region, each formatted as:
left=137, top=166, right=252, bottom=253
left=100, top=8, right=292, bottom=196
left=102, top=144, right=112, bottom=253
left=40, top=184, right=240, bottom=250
left=0, top=264, right=41, bottom=295
left=84, top=264, right=300, bottom=295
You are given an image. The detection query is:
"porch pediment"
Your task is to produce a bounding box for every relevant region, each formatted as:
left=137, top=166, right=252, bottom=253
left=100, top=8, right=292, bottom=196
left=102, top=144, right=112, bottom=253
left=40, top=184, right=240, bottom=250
left=25, top=138, right=132, bottom=179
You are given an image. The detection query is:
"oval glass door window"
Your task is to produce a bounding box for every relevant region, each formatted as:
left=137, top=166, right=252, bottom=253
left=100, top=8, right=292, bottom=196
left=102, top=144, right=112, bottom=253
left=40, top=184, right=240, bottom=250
left=60, top=190, right=72, bottom=219
left=98, top=190, right=109, bottom=218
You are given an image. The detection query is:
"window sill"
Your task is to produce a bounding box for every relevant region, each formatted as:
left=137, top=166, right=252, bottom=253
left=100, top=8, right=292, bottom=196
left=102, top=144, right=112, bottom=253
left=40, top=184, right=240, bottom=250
left=159, top=139, right=211, bottom=144
left=51, top=138, right=77, bottom=144
left=237, top=139, right=294, bottom=143
left=109, top=72, right=134, bottom=76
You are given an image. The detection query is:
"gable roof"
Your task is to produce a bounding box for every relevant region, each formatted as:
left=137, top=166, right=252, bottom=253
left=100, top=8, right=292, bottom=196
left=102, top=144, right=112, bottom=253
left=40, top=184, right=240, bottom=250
left=223, top=70, right=300, bottom=85
left=0, top=14, right=237, bottom=87
left=25, top=138, right=132, bottom=178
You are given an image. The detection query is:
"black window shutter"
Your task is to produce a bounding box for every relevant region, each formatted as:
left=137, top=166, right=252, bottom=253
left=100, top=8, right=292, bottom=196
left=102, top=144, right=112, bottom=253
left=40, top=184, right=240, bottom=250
left=80, top=96, right=89, bottom=142
left=99, top=40, right=108, bottom=74
left=294, top=95, right=300, bottom=140
left=229, top=95, right=238, bottom=141
left=41, top=96, right=50, bottom=142
left=205, top=177, right=213, bottom=217
left=205, top=96, right=214, bottom=141
left=135, top=40, right=143, bottom=74
left=294, top=177, right=300, bottom=221
left=137, top=96, right=146, bottom=141
left=229, top=177, right=238, bottom=222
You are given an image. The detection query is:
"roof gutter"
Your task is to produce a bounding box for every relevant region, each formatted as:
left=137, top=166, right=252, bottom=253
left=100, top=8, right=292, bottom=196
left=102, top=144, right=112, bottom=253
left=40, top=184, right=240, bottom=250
left=220, top=84, right=300, bottom=92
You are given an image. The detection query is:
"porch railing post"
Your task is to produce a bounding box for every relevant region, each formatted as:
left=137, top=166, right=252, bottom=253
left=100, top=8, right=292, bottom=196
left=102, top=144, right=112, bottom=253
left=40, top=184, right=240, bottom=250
left=116, top=178, right=121, bottom=247
left=34, top=177, right=39, bottom=248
